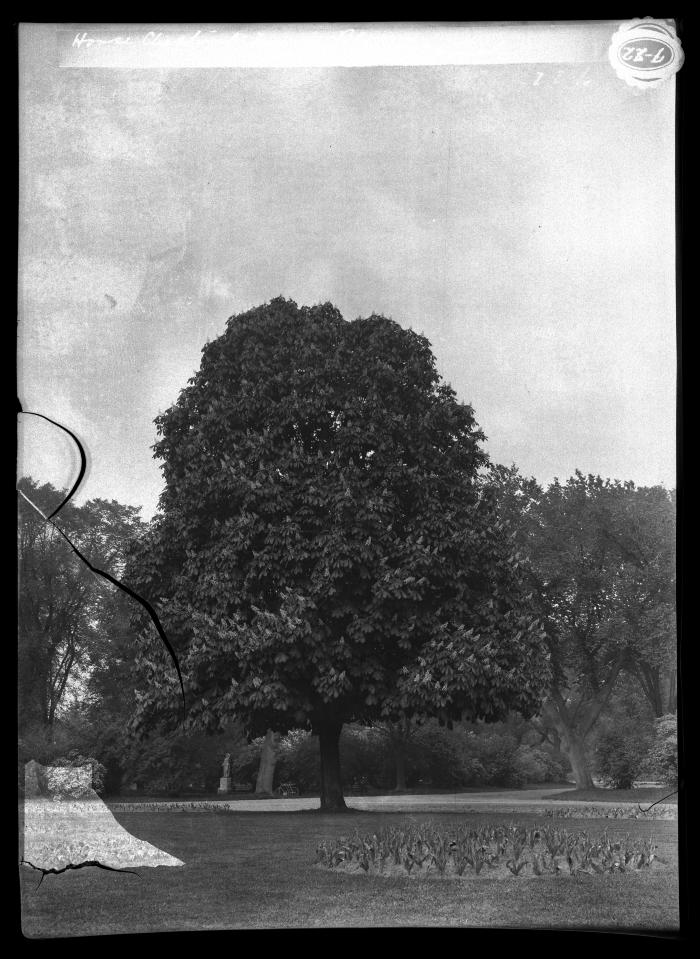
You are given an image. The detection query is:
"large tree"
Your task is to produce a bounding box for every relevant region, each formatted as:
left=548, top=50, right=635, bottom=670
left=129, top=298, right=550, bottom=809
left=489, top=466, right=675, bottom=788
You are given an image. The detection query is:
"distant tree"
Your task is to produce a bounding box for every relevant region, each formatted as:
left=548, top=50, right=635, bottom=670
left=129, top=298, right=550, bottom=809
left=18, top=477, right=144, bottom=746
left=63, top=588, right=154, bottom=792
left=609, top=487, right=676, bottom=718
left=489, top=466, right=676, bottom=788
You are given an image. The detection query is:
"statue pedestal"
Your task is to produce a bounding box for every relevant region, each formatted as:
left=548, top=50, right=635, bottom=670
left=218, top=777, right=232, bottom=794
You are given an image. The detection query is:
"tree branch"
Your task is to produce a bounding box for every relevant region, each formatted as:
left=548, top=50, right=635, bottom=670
left=579, top=651, right=626, bottom=735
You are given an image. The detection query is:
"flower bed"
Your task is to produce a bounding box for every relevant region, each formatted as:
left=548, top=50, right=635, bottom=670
left=108, top=801, right=247, bottom=812
left=315, top=821, right=668, bottom=880
left=542, top=804, right=676, bottom=821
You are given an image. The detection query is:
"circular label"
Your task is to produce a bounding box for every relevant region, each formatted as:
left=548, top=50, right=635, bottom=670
left=608, top=19, right=684, bottom=90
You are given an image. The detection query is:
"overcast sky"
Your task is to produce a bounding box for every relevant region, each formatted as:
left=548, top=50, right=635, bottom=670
left=18, top=24, right=676, bottom=519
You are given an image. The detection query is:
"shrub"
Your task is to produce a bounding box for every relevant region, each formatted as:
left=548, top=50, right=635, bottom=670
left=368, top=720, right=570, bottom=791
left=266, top=726, right=393, bottom=793
left=247, top=721, right=569, bottom=795
left=459, top=726, right=524, bottom=788
left=229, top=738, right=265, bottom=786
left=48, top=752, right=107, bottom=796
left=276, top=731, right=322, bottom=792
left=594, top=726, right=649, bottom=789
left=591, top=678, right=658, bottom=789
left=339, top=726, right=391, bottom=789
left=410, top=721, right=471, bottom=787
left=18, top=719, right=91, bottom=789
left=512, top=745, right=569, bottom=784
left=512, top=745, right=546, bottom=783
left=641, top=714, right=678, bottom=788
left=122, top=726, right=246, bottom=795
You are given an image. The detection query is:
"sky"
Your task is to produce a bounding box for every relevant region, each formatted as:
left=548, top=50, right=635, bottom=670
left=18, top=23, right=677, bottom=520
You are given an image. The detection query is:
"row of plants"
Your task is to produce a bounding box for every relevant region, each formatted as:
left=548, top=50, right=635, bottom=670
left=542, top=804, right=676, bottom=820
left=315, top=821, right=661, bottom=878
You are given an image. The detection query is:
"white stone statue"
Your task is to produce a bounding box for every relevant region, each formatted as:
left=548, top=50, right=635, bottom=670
left=222, top=753, right=231, bottom=778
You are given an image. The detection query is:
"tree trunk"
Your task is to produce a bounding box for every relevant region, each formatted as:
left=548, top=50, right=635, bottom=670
left=318, top=720, right=347, bottom=811
left=255, top=729, right=279, bottom=797
left=634, top=662, right=664, bottom=717
left=393, top=739, right=407, bottom=792
left=541, top=699, right=597, bottom=790
left=540, top=657, right=626, bottom=790
left=566, top=732, right=595, bottom=789
left=663, top=666, right=677, bottom=714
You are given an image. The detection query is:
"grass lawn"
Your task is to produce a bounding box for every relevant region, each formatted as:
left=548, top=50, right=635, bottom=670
left=541, top=787, right=678, bottom=805
left=20, top=809, right=679, bottom=935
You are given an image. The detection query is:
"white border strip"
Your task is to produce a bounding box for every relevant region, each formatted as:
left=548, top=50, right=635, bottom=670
left=41, top=22, right=622, bottom=69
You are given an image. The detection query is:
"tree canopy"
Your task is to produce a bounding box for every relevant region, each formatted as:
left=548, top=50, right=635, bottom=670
left=129, top=298, right=551, bottom=808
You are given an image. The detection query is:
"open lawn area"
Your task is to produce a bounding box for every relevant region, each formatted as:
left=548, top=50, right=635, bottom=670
left=20, top=809, right=679, bottom=935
